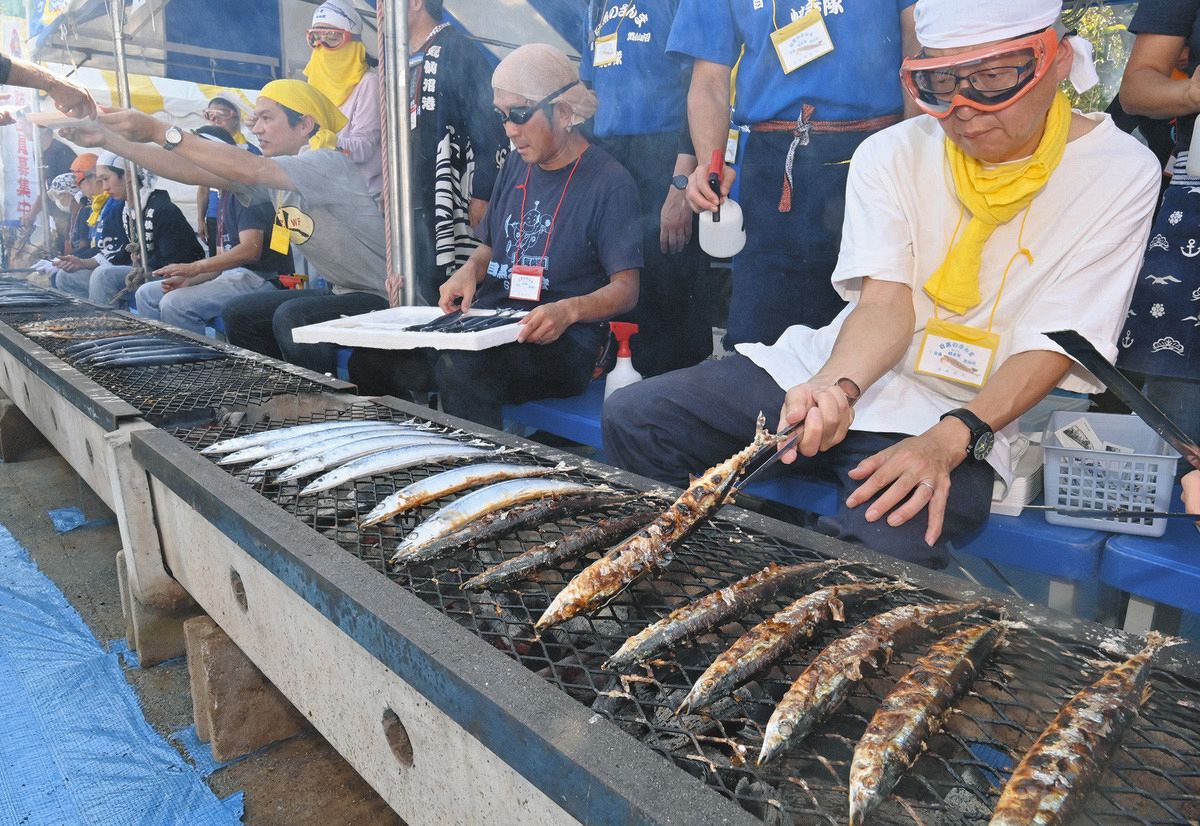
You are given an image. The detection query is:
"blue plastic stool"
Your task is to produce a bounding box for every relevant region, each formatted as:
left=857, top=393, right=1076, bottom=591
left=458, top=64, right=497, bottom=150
left=502, top=379, right=606, bottom=452
left=740, top=476, right=840, bottom=517
left=1101, top=487, right=1200, bottom=634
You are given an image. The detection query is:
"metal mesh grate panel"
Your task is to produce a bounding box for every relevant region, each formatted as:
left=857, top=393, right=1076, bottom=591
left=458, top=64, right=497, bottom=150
left=172, top=405, right=1200, bottom=825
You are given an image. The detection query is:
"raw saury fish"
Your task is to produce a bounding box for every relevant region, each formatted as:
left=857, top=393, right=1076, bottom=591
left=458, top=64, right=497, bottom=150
left=299, top=443, right=502, bottom=496
left=236, top=424, right=437, bottom=468
left=388, top=479, right=603, bottom=563
left=848, top=620, right=1005, bottom=825
left=201, top=419, right=420, bottom=455
left=94, top=350, right=228, bottom=368
left=462, top=508, right=660, bottom=592
left=275, top=433, right=466, bottom=481
left=679, top=580, right=904, bottom=714
left=988, top=632, right=1176, bottom=826
left=605, top=561, right=835, bottom=671
left=758, top=600, right=983, bottom=766
left=360, top=462, right=572, bottom=527
left=536, top=414, right=789, bottom=631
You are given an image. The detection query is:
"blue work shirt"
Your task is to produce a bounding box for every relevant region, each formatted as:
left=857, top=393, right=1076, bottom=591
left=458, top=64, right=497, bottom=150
left=667, top=0, right=915, bottom=124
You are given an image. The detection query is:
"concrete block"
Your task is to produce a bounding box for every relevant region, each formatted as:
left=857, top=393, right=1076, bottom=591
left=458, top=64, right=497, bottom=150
left=184, top=615, right=311, bottom=762
left=117, top=549, right=200, bottom=667
left=0, top=392, right=47, bottom=461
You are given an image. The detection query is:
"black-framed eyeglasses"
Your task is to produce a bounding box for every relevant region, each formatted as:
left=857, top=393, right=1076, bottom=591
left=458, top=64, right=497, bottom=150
left=494, top=80, right=579, bottom=125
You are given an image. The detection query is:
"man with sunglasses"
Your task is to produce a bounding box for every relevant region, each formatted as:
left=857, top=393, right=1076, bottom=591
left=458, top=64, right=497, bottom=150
left=605, top=0, right=1161, bottom=568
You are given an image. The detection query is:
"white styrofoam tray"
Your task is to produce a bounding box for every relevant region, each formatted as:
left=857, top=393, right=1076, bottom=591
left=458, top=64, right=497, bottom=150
left=291, top=307, right=527, bottom=351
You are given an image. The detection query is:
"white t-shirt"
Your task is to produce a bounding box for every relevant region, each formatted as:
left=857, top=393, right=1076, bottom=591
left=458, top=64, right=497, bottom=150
left=737, top=113, right=1161, bottom=482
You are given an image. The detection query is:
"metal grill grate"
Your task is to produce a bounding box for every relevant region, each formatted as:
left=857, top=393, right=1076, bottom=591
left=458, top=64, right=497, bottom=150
left=172, top=404, right=1200, bottom=825
left=7, top=309, right=337, bottom=424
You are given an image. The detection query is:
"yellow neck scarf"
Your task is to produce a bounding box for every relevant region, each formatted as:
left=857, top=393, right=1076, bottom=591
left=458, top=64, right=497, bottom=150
left=303, top=41, right=367, bottom=108
left=923, top=91, right=1073, bottom=314
left=87, top=192, right=109, bottom=227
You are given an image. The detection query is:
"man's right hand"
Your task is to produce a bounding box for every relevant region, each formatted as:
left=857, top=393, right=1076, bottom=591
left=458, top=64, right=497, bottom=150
left=685, top=163, right=736, bottom=214
left=53, top=255, right=85, bottom=272
left=777, top=380, right=856, bottom=463
left=1183, top=470, right=1200, bottom=522
left=438, top=264, right=479, bottom=314
left=58, top=119, right=107, bottom=148
left=46, top=78, right=97, bottom=119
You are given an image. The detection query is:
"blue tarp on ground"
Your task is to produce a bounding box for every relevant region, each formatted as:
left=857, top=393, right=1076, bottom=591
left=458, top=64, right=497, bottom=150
left=0, top=523, right=241, bottom=826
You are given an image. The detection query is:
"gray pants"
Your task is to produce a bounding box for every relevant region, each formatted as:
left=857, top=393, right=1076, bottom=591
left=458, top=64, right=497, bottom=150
left=601, top=355, right=994, bottom=568
left=53, top=267, right=92, bottom=298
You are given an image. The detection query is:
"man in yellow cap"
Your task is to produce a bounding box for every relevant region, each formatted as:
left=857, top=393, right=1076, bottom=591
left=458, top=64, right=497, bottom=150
left=62, top=79, right=387, bottom=375
left=605, top=0, right=1162, bottom=568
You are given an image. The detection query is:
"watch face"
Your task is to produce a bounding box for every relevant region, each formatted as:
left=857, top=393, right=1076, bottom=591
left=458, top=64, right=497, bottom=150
left=165, top=126, right=183, bottom=145
left=671, top=174, right=689, bottom=190
left=973, top=430, right=995, bottom=461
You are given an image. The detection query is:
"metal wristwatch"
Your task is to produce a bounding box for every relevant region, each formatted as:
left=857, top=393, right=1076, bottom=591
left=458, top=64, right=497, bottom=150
left=162, top=125, right=185, bottom=151
left=670, top=174, right=689, bottom=190
left=939, top=408, right=994, bottom=462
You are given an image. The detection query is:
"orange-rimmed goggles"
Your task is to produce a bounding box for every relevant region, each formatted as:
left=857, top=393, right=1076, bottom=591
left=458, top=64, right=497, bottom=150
left=900, top=27, right=1059, bottom=119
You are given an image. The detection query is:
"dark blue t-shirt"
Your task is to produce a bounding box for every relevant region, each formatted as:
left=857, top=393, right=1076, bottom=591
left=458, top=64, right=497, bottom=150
left=476, top=145, right=642, bottom=350
left=667, top=0, right=915, bottom=123
left=1129, top=0, right=1200, bottom=151
left=220, top=192, right=293, bottom=274
left=95, top=197, right=130, bottom=266
left=581, top=0, right=689, bottom=138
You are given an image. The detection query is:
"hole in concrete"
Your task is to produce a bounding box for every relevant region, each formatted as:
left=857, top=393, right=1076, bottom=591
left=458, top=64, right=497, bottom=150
left=229, top=568, right=248, bottom=612
left=84, top=440, right=94, bottom=464
left=381, top=707, right=414, bottom=768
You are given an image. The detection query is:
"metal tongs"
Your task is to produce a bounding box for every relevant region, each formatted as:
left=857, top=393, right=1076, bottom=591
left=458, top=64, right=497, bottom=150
left=716, top=420, right=805, bottom=503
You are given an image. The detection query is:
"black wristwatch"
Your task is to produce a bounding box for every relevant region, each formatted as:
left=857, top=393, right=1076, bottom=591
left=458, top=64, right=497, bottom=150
left=939, top=408, right=994, bottom=462
left=670, top=174, right=689, bottom=190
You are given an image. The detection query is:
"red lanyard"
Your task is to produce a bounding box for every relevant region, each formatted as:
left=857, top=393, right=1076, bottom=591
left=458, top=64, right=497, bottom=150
left=514, top=147, right=587, bottom=266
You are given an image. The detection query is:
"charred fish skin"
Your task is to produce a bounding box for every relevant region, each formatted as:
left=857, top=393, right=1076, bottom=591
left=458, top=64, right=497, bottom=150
left=680, top=580, right=904, bottom=714
left=848, top=621, right=1005, bottom=826
left=360, top=462, right=572, bottom=528
left=535, top=414, right=786, bottom=632
left=988, top=633, right=1175, bottom=826
left=758, top=600, right=983, bottom=766
left=392, top=490, right=634, bottom=568
left=462, top=508, right=659, bottom=593
left=605, top=561, right=836, bottom=672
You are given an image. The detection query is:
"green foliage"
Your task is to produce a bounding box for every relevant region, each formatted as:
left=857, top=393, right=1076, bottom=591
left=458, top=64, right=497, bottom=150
left=1061, top=1, right=1136, bottom=113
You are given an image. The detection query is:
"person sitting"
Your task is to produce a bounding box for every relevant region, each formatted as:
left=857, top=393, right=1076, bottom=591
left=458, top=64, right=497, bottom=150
left=60, top=79, right=388, bottom=374
left=348, top=43, right=641, bottom=429
left=134, top=126, right=292, bottom=334
left=195, top=94, right=260, bottom=256
left=304, top=0, right=381, bottom=197
left=52, top=168, right=129, bottom=299
left=603, top=0, right=1161, bottom=568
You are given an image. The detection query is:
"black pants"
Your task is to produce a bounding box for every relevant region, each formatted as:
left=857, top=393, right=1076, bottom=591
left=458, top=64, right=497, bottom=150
left=220, top=288, right=388, bottom=375
left=349, top=336, right=597, bottom=430
left=596, top=131, right=715, bottom=377
left=602, top=355, right=994, bottom=568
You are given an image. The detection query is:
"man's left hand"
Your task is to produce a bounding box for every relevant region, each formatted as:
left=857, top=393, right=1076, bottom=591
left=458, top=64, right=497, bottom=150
left=58, top=119, right=107, bottom=148
left=47, top=79, right=97, bottom=119
left=516, top=302, right=575, bottom=345
left=97, top=109, right=166, bottom=144
left=844, top=421, right=967, bottom=547
left=660, top=187, right=693, bottom=254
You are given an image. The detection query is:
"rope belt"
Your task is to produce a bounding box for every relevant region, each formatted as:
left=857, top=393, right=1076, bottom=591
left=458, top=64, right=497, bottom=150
left=748, top=106, right=902, bottom=212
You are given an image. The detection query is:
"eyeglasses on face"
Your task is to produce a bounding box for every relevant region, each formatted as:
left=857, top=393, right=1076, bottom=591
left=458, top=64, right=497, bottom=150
left=911, top=62, right=1037, bottom=98
left=494, top=80, right=579, bottom=125
left=307, top=27, right=350, bottom=49
left=203, top=108, right=236, bottom=123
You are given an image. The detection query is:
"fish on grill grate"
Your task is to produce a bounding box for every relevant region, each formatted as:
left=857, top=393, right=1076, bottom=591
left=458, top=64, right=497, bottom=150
left=758, top=600, right=984, bottom=766
left=679, top=580, right=908, bottom=715
left=67, top=335, right=182, bottom=358
left=218, top=422, right=436, bottom=466
left=201, top=419, right=419, bottom=456
left=604, top=561, right=838, bottom=672
left=988, top=631, right=1180, bottom=826
left=389, top=481, right=632, bottom=567
left=360, top=461, right=574, bottom=528
left=848, top=620, right=1006, bottom=825
left=91, top=349, right=229, bottom=368
left=535, top=414, right=790, bottom=632
left=299, top=443, right=504, bottom=496
left=462, top=507, right=660, bottom=593
left=275, top=433, right=469, bottom=481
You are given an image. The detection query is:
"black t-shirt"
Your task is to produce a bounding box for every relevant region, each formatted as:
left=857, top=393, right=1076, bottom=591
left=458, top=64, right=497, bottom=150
left=475, top=145, right=642, bottom=351
left=134, top=189, right=204, bottom=271
left=220, top=192, right=292, bottom=274
left=1129, top=0, right=1200, bottom=150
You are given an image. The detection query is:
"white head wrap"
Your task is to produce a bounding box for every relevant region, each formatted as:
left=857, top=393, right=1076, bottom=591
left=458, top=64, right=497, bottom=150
left=913, top=0, right=1099, bottom=93
left=311, top=0, right=361, bottom=36
left=492, top=44, right=598, bottom=128
left=96, top=150, right=156, bottom=193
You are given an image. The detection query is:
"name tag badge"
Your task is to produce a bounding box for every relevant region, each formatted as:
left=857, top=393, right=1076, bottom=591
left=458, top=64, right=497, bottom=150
left=770, top=8, right=835, bottom=74
left=269, top=212, right=290, bottom=255
left=914, top=318, right=999, bottom=389
left=725, top=128, right=740, bottom=165
left=508, top=264, right=544, bottom=302
left=593, top=33, right=619, bottom=67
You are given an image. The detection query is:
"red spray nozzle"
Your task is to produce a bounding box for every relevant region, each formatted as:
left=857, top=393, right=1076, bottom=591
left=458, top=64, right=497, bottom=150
left=609, top=321, right=639, bottom=358
left=708, top=149, right=723, bottom=222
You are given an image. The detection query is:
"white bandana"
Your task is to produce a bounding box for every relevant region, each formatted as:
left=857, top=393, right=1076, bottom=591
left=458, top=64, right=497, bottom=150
left=311, top=0, right=361, bottom=36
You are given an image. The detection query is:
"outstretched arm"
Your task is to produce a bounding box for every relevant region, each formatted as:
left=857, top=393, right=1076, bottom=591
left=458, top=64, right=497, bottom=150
left=59, top=119, right=236, bottom=189
left=2, top=54, right=96, bottom=117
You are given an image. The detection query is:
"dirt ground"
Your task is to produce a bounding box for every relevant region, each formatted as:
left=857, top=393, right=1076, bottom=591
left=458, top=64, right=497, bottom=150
left=0, top=422, right=404, bottom=826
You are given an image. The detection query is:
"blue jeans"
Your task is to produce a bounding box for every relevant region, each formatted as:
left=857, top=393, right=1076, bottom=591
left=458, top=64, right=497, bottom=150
left=135, top=269, right=278, bottom=334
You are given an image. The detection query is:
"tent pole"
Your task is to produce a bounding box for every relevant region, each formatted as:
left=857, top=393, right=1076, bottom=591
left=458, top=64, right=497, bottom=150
left=107, top=0, right=151, bottom=281
left=381, top=0, right=416, bottom=306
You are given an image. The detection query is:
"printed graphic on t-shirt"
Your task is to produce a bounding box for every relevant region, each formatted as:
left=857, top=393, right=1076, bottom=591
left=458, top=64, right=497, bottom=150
left=278, top=206, right=315, bottom=245
left=485, top=200, right=554, bottom=292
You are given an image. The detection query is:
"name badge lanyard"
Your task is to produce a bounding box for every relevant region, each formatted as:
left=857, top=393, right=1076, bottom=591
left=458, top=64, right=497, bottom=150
left=914, top=206, right=1034, bottom=388
left=509, top=149, right=587, bottom=302
left=591, top=1, right=627, bottom=67
left=269, top=190, right=290, bottom=255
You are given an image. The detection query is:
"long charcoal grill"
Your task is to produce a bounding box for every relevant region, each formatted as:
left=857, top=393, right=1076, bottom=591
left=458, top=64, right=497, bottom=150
left=167, top=399, right=1200, bottom=826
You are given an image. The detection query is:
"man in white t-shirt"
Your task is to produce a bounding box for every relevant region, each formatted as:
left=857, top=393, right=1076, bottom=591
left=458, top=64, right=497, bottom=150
left=603, top=0, right=1161, bottom=567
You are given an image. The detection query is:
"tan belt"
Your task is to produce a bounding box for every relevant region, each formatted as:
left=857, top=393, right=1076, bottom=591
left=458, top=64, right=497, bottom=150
left=746, top=105, right=903, bottom=211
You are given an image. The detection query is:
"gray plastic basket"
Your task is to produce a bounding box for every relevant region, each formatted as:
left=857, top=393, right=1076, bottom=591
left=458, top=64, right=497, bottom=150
left=1042, top=411, right=1180, bottom=537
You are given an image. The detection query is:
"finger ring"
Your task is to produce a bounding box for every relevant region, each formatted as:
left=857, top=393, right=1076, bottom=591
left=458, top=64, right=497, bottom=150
left=918, top=479, right=936, bottom=491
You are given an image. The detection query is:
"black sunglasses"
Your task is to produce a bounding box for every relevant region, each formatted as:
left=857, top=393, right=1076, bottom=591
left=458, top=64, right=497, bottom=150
left=494, top=80, right=579, bottom=125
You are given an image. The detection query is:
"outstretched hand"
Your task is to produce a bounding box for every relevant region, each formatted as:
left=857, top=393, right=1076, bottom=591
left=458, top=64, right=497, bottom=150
left=58, top=119, right=107, bottom=148
left=47, top=78, right=97, bottom=119
left=97, top=109, right=166, bottom=144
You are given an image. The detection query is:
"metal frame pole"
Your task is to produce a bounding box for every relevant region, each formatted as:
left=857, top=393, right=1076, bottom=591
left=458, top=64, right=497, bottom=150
left=107, top=0, right=151, bottom=275
left=381, top=0, right=416, bottom=306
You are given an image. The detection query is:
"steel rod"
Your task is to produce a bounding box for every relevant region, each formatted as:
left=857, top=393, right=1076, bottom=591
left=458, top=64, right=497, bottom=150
left=107, top=0, right=151, bottom=280
left=381, top=0, right=417, bottom=306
